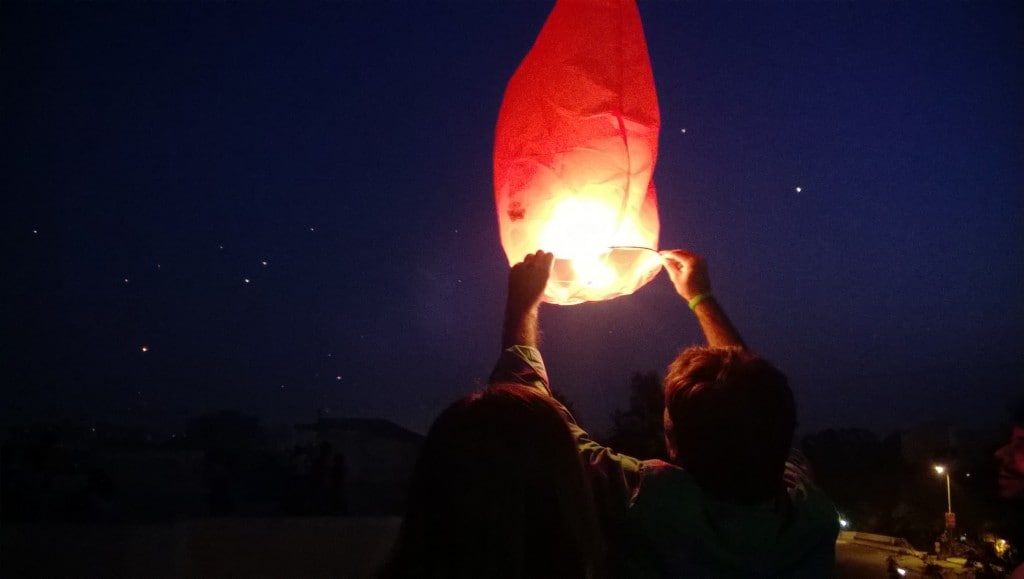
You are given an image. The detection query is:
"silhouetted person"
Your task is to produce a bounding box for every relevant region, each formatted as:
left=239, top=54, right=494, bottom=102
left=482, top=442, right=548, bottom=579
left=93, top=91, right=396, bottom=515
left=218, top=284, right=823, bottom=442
left=995, top=400, right=1024, bottom=578
left=491, top=250, right=839, bottom=578
left=203, top=447, right=235, bottom=516
left=329, top=451, right=348, bottom=515
left=282, top=445, right=308, bottom=515
left=886, top=554, right=900, bottom=578
left=380, top=384, right=605, bottom=579
left=310, top=441, right=333, bottom=514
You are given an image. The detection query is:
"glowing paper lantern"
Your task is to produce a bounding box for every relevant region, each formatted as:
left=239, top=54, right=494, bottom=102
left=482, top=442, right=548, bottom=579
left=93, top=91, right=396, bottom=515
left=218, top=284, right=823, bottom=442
left=494, top=0, right=662, bottom=305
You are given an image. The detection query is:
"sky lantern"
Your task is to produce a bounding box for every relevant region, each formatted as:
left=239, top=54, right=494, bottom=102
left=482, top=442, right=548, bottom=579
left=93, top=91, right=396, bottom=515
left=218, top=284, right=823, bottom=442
left=494, top=0, right=662, bottom=305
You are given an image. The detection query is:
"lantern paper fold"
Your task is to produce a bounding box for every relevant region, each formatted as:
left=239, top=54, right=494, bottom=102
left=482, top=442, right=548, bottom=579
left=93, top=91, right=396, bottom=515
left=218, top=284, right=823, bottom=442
left=494, top=0, right=662, bottom=305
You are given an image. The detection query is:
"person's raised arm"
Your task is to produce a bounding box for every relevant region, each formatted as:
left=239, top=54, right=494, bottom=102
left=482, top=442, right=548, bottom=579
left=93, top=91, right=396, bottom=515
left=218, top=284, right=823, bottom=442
left=496, top=250, right=643, bottom=512
left=501, top=250, right=554, bottom=349
left=661, top=250, right=746, bottom=349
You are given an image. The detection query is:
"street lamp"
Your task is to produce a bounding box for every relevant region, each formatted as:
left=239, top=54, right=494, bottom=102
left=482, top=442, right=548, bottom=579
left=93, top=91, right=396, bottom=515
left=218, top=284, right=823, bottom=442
left=934, top=465, right=954, bottom=531
left=934, top=465, right=952, bottom=513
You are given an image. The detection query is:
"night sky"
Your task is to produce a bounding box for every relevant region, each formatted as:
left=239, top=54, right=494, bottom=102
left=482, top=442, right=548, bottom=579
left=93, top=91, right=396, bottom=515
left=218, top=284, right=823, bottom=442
left=4, top=1, right=1022, bottom=438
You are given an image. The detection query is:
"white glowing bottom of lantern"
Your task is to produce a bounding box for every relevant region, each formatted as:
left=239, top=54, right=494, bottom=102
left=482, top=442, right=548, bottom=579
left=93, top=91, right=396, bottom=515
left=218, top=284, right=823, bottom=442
left=534, top=197, right=661, bottom=304
left=537, top=198, right=621, bottom=259
left=544, top=246, right=662, bottom=305
left=570, top=254, right=618, bottom=289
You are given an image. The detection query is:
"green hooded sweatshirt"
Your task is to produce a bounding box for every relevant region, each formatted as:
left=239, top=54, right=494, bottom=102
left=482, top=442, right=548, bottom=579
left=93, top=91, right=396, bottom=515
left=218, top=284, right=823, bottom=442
left=491, top=346, right=840, bottom=579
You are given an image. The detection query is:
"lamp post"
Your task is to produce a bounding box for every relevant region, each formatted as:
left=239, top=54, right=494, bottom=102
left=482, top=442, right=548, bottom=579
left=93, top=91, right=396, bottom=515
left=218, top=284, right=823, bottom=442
left=934, top=465, right=955, bottom=532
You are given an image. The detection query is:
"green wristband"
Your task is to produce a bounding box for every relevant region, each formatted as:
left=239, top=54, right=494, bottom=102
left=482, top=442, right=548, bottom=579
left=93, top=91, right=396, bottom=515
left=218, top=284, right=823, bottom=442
left=688, top=292, right=712, bottom=311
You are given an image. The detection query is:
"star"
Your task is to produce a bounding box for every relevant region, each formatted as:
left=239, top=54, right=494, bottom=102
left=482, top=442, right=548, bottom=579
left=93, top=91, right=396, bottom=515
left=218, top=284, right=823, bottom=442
left=124, top=278, right=130, bottom=284
left=261, top=260, right=268, bottom=267
left=243, top=278, right=251, bottom=284
left=141, top=345, right=149, bottom=352
left=795, top=186, right=802, bottom=193
left=680, top=128, right=687, bottom=134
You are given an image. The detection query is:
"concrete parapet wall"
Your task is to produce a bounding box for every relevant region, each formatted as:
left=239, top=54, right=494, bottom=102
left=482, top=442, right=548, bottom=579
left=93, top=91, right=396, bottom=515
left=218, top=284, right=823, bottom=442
left=1, top=516, right=401, bottom=579
left=839, top=530, right=919, bottom=554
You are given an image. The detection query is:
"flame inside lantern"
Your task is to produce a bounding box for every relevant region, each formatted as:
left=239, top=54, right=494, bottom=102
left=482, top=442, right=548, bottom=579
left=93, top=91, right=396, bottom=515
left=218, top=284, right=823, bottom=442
left=494, top=0, right=663, bottom=305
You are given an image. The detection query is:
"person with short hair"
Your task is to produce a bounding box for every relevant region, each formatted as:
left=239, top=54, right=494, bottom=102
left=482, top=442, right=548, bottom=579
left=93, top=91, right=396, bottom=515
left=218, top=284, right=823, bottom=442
left=662, top=344, right=798, bottom=504
left=491, top=250, right=839, bottom=578
left=995, top=399, right=1024, bottom=578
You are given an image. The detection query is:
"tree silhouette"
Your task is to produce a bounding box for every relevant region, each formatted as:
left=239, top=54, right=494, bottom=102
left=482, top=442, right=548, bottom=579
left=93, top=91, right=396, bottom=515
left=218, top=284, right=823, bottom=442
left=607, top=372, right=668, bottom=461
left=186, top=410, right=267, bottom=516
left=186, top=410, right=266, bottom=452
left=802, top=428, right=903, bottom=530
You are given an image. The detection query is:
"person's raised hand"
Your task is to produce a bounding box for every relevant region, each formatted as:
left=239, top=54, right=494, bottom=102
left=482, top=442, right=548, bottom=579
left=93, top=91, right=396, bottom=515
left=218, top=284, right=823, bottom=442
left=507, top=250, right=554, bottom=313
left=660, top=249, right=711, bottom=302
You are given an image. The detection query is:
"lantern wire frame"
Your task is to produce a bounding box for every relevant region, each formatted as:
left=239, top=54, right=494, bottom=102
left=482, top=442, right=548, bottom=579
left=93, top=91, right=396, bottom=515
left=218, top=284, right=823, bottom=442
left=544, top=245, right=663, bottom=305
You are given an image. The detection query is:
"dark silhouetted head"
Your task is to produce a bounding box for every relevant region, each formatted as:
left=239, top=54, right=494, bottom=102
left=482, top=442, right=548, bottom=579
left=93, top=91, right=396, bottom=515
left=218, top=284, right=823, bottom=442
left=381, top=384, right=602, bottom=579
left=663, top=346, right=796, bottom=504
left=995, top=398, right=1024, bottom=500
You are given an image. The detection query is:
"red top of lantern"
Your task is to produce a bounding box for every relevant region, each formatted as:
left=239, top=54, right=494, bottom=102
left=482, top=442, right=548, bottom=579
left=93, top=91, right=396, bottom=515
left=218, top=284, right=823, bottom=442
left=494, top=0, right=662, bottom=305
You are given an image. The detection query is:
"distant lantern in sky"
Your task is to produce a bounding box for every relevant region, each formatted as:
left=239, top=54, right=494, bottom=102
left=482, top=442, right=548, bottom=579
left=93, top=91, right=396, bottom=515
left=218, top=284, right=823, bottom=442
left=494, top=0, right=662, bottom=305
